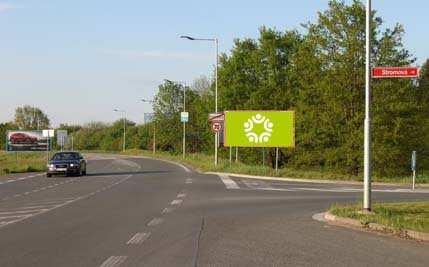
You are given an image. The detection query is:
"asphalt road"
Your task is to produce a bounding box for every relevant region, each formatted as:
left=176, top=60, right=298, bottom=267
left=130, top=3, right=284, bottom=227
left=0, top=154, right=428, bottom=267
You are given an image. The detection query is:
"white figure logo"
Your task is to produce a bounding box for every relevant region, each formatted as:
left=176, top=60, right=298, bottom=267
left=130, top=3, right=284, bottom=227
left=243, top=114, right=274, bottom=143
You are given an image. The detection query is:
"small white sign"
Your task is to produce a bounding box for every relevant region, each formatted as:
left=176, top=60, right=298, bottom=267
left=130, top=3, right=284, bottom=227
left=42, top=129, right=55, bottom=138
left=181, top=112, right=189, bottom=123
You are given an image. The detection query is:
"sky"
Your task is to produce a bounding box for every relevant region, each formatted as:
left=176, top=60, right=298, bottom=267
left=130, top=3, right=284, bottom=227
left=1, top=0, right=428, bottom=127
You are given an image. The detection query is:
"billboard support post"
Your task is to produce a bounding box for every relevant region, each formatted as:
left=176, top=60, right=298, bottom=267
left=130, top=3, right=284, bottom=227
left=229, top=147, right=232, bottom=165
left=275, top=148, right=279, bottom=173
left=235, top=147, right=238, bottom=163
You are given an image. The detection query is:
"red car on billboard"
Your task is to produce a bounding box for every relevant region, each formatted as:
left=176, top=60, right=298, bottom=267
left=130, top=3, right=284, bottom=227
left=10, top=132, right=38, bottom=144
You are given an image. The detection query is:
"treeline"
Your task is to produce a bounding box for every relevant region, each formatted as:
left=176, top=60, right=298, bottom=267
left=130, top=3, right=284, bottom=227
left=2, top=1, right=428, bottom=176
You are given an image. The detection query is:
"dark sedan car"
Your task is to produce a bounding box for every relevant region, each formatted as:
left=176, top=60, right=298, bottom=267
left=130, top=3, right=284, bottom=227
left=47, top=152, right=87, bottom=177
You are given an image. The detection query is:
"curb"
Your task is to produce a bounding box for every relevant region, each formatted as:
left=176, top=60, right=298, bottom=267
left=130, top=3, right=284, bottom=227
left=205, top=172, right=428, bottom=187
left=318, top=211, right=429, bottom=242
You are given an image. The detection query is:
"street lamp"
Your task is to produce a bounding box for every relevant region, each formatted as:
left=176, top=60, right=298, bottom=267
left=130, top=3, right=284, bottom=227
left=113, top=109, right=126, bottom=152
left=141, top=98, right=156, bottom=155
left=363, top=0, right=372, bottom=212
left=165, top=79, right=187, bottom=159
left=180, top=35, right=219, bottom=165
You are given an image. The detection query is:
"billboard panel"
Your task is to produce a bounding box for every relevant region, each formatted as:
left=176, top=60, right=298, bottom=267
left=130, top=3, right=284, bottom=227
left=224, top=111, right=295, bottom=148
left=6, top=131, right=50, bottom=151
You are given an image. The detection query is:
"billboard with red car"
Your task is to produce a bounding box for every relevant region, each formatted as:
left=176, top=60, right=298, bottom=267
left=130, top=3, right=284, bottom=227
left=6, top=131, right=50, bottom=151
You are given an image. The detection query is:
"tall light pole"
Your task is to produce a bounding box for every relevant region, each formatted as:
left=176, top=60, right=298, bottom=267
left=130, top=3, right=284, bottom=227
left=165, top=79, right=187, bottom=159
left=180, top=35, right=219, bottom=165
left=363, top=0, right=372, bottom=212
left=114, top=109, right=126, bottom=152
left=142, top=98, right=156, bottom=155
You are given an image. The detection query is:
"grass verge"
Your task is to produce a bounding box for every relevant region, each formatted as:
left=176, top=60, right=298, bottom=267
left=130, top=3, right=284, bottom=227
left=330, top=202, right=429, bottom=233
left=0, top=151, right=47, bottom=175
left=117, top=149, right=429, bottom=184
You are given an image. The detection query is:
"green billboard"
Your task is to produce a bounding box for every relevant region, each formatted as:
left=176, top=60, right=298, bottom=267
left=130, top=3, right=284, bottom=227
left=224, top=111, right=295, bottom=148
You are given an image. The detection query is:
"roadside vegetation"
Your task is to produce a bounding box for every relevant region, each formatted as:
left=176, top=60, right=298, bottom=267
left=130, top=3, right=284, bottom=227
left=0, top=151, right=46, bottom=175
left=330, top=202, right=429, bottom=233
left=119, top=149, right=429, bottom=184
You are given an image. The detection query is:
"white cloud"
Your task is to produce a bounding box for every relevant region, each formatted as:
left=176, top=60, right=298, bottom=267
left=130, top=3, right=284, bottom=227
left=101, top=49, right=212, bottom=61
left=0, top=2, right=15, bottom=12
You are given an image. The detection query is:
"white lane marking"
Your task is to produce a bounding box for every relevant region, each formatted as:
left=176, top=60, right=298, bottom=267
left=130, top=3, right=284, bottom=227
left=0, top=209, right=49, bottom=215
left=100, top=256, right=127, bottom=267
left=242, top=180, right=275, bottom=190
left=177, top=193, right=186, bottom=198
left=171, top=199, right=183, bottom=205
left=162, top=207, right=174, bottom=214
left=185, top=178, right=192, bottom=184
left=126, top=232, right=150, bottom=245
left=218, top=174, right=240, bottom=189
left=0, top=214, right=30, bottom=220
left=147, top=217, right=163, bottom=226
left=0, top=173, right=44, bottom=185
left=0, top=175, right=134, bottom=230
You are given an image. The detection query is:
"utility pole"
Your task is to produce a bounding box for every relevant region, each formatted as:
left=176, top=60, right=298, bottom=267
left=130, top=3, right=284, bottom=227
left=363, top=0, right=372, bottom=212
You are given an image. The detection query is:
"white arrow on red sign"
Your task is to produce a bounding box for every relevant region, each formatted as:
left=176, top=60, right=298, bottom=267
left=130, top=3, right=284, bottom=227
left=372, top=67, right=419, bottom=78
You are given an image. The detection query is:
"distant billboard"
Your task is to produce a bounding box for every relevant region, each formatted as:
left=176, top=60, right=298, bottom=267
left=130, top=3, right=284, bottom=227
left=6, top=131, right=50, bottom=151
left=224, top=111, right=295, bottom=148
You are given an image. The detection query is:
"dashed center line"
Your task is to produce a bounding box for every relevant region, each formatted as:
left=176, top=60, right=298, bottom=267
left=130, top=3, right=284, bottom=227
left=185, top=178, right=192, bottom=184
left=162, top=207, right=174, bottom=214
left=147, top=217, right=163, bottom=226
left=126, top=232, right=150, bottom=245
left=100, top=256, right=127, bottom=267
left=177, top=193, right=186, bottom=198
left=171, top=199, right=183, bottom=205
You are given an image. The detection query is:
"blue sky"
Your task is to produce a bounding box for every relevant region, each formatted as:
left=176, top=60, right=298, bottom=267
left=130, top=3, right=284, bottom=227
left=1, top=0, right=428, bottom=126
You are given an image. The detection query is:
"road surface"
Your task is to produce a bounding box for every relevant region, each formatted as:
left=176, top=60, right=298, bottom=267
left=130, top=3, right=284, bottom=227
left=0, top=154, right=427, bottom=267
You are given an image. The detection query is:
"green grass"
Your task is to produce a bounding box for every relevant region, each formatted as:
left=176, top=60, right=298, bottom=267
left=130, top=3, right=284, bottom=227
left=330, top=202, right=429, bottom=233
left=0, top=151, right=47, bottom=175
left=117, top=149, right=429, bottom=184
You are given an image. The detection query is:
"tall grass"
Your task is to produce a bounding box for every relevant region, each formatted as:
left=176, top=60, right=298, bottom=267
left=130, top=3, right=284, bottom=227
left=0, top=151, right=47, bottom=175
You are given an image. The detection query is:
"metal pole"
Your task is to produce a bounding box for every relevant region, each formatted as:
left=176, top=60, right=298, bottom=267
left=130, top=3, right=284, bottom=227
left=262, top=148, right=265, bottom=166
left=229, top=147, right=232, bottom=164
left=275, top=148, right=279, bottom=173
left=363, top=0, right=372, bottom=212
left=123, top=114, right=126, bottom=152
left=71, top=135, right=74, bottom=151
left=214, top=38, right=219, bottom=166
left=412, top=170, right=416, bottom=190
left=235, top=147, right=238, bottom=162
left=153, top=125, right=156, bottom=155
left=183, top=84, right=186, bottom=159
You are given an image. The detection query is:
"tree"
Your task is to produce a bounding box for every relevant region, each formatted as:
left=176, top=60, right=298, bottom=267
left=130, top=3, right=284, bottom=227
left=14, top=105, right=50, bottom=130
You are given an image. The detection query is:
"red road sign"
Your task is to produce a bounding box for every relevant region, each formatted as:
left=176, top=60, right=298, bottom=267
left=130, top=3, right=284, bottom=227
left=372, top=67, right=419, bottom=78
left=211, top=121, right=222, bottom=133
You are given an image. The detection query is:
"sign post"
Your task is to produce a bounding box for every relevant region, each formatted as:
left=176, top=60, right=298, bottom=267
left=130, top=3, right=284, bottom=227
left=180, top=111, right=189, bottom=159
left=411, top=151, right=417, bottom=190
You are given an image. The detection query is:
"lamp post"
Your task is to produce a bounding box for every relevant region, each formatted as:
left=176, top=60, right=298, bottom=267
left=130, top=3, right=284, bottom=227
left=363, top=0, right=372, bottom=212
left=113, top=109, right=126, bottom=152
left=142, top=98, right=156, bottom=155
left=165, top=79, right=187, bottom=159
left=180, top=35, right=219, bottom=165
